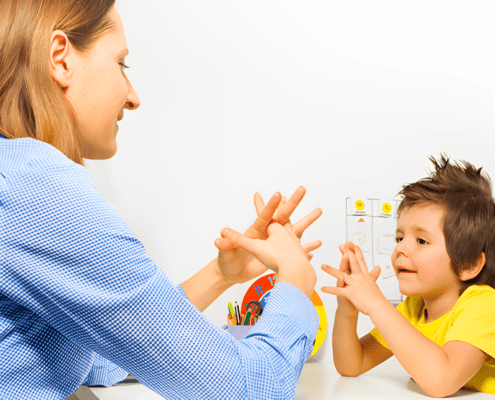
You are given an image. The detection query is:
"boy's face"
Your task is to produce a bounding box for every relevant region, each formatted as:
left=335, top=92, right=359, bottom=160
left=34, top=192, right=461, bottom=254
left=391, top=204, right=462, bottom=299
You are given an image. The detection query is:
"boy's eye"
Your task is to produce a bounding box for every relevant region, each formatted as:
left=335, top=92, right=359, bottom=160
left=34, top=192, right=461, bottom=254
left=395, top=237, right=403, bottom=243
left=417, top=238, right=428, bottom=245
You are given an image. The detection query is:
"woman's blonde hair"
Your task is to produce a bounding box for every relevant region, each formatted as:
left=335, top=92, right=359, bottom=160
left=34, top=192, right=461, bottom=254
left=0, top=0, right=116, bottom=165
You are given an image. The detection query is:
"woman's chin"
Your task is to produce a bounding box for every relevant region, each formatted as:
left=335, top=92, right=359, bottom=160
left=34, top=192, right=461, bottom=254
left=82, top=142, right=118, bottom=160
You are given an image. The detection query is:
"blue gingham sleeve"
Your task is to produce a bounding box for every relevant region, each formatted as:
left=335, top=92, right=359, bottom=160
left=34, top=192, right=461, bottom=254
left=0, top=142, right=319, bottom=399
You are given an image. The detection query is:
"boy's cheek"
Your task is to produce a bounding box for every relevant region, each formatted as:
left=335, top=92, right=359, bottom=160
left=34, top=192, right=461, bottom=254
left=391, top=251, right=398, bottom=267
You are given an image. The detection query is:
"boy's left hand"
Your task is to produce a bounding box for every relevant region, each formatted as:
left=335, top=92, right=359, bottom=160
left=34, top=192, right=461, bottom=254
left=321, top=244, right=387, bottom=316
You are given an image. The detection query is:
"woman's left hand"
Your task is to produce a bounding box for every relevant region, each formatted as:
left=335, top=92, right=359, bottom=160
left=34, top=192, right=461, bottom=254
left=214, top=186, right=322, bottom=285
left=321, top=245, right=386, bottom=316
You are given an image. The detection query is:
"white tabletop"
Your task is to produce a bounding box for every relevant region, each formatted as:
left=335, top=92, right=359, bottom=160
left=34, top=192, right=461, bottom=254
left=73, top=345, right=493, bottom=399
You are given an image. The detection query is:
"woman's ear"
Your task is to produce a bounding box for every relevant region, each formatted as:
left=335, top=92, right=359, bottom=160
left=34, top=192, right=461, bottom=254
left=48, top=30, right=72, bottom=89
left=459, top=252, right=486, bottom=281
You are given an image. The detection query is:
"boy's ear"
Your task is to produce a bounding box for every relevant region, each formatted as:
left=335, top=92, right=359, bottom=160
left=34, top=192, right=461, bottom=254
left=459, top=252, right=486, bottom=281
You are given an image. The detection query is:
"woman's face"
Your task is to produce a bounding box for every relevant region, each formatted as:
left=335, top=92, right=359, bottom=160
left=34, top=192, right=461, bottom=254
left=58, top=7, right=140, bottom=159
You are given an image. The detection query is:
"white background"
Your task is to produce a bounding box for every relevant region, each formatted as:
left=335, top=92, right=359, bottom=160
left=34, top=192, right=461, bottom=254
left=86, top=1, right=495, bottom=343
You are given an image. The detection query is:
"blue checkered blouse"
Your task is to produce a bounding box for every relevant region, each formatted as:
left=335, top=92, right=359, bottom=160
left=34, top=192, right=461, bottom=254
left=0, top=134, right=319, bottom=400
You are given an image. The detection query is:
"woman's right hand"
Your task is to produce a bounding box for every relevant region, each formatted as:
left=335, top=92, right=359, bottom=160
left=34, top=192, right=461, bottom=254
left=221, top=218, right=318, bottom=298
left=215, top=187, right=322, bottom=286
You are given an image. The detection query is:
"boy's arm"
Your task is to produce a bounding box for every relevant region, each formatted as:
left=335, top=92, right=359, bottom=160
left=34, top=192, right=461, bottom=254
left=369, top=300, right=488, bottom=397
left=324, top=246, right=488, bottom=398
left=329, top=244, right=392, bottom=376
left=332, top=308, right=393, bottom=376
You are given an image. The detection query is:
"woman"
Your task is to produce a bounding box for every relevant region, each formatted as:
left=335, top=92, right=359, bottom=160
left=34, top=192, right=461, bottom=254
left=0, top=1, right=322, bottom=399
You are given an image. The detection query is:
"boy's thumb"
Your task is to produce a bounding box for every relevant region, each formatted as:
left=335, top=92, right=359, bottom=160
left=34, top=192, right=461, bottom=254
left=370, top=266, right=381, bottom=281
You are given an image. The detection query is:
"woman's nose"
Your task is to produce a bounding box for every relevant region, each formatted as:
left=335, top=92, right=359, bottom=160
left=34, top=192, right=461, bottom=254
left=125, top=79, right=141, bottom=111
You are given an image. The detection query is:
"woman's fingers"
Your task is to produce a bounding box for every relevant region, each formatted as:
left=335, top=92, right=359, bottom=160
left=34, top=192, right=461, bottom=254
left=221, top=227, right=257, bottom=255
left=221, top=227, right=242, bottom=246
left=214, top=237, right=235, bottom=252
left=248, top=192, right=282, bottom=234
left=254, top=192, right=266, bottom=216
left=301, top=240, right=322, bottom=254
left=292, top=207, right=323, bottom=239
left=272, top=186, right=306, bottom=225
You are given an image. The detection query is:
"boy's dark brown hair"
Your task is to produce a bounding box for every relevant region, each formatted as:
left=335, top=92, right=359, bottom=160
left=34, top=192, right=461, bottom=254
left=397, top=154, right=495, bottom=294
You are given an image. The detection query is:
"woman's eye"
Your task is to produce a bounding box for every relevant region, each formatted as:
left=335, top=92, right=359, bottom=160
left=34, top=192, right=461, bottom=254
left=418, top=238, right=428, bottom=245
left=120, top=63, right=130, bottom=70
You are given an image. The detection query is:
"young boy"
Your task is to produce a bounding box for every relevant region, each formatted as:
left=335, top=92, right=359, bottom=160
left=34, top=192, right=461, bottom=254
left=322, top=155, right=495, bottom=397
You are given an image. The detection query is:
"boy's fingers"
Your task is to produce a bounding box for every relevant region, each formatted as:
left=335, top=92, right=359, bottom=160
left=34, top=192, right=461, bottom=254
left=320, top=286, right=343, bottom=296
left=323, top=262, right=345, bottom=287
left=338, top=249, right=350, bottom=273
left=321, top=264, right=346, bottom=287
left=369, top=265, right=381, bottom=281
left=344, top=241, right=355, bottom=251
left=292, top=207, right=323, bottom=239
left=338, top=241, right=355, bottom=255
left=354, top=245, right=369, bottom=275
left=307, top=253, right=314, bottom=261
left=343, top=248, right=363, bottom=275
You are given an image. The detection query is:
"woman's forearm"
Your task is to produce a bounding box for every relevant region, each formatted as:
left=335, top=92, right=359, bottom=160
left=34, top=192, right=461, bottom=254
left=181, top=257, right=233, bottom=312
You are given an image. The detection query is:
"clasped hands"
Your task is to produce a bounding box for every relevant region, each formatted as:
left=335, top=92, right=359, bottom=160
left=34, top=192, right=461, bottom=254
left=214, top=188, right=388, bottom=315
left=214, top=186, right=322, bottom=285
left=321, top=242, right=387, bottom=316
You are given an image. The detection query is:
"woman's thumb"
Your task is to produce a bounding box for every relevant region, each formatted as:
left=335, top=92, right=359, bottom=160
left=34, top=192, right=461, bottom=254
left=221, top=227, right=243, bottom=247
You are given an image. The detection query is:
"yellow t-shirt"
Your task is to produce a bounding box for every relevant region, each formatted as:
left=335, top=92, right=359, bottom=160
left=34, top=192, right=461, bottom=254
left=370, top=285, right=495, bottom=394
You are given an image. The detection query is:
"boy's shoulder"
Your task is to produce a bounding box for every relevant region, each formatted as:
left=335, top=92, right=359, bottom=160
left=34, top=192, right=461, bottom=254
left=453, top=285, right=495, bottom=312
left=399, top=285, right=495, bottom=321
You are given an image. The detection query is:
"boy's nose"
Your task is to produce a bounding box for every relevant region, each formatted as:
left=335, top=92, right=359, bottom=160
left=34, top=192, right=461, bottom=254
left=394, top=240, right=407, bottom=257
